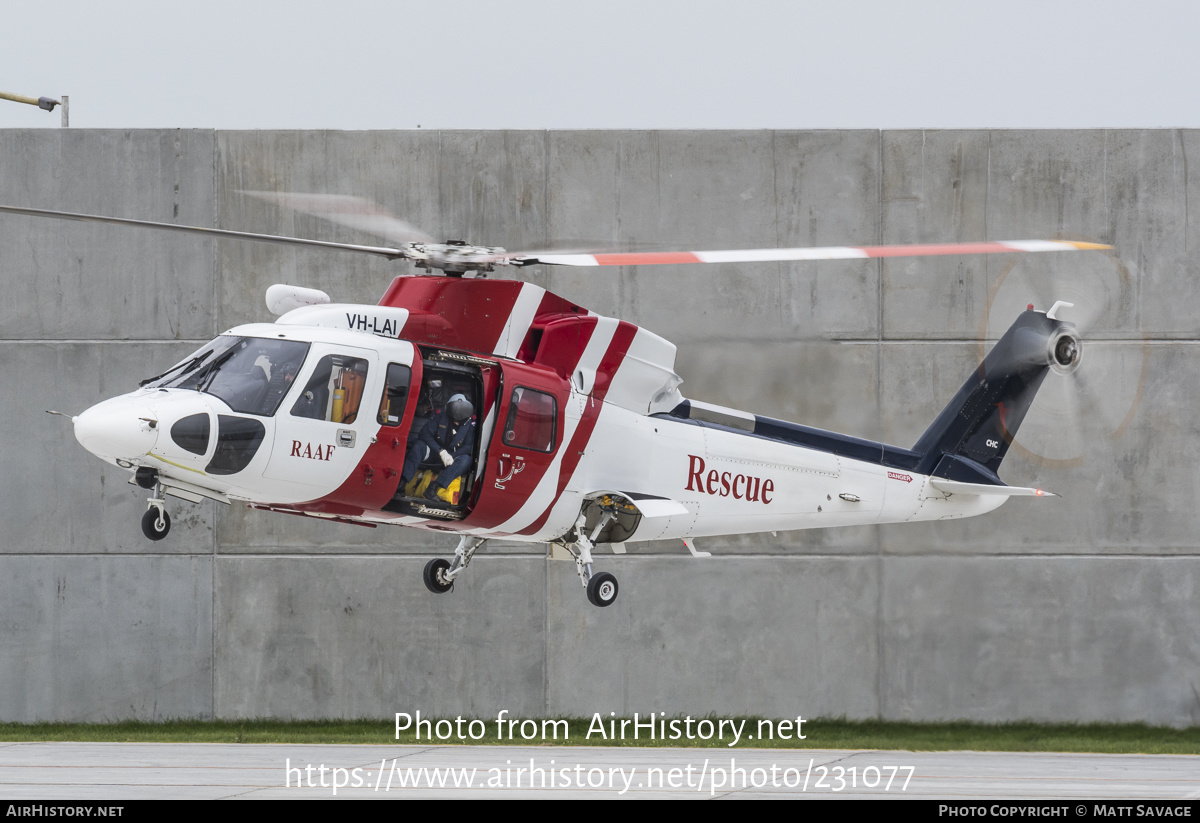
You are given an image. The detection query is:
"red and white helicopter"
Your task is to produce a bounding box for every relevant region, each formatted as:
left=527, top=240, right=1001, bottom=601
left=3, top=196, right=1104, bottom=606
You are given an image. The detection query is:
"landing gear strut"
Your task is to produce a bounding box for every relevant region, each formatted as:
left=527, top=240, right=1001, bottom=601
left=139, top=471, right=171, bottom=541
left=557, top=511, right=620, bottom=607
left=423, top=536, right=487, bottom=594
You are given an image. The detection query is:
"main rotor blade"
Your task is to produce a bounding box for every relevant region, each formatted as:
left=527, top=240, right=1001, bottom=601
left=519, top=240, right=1111, bottom=267
left=0, top=205, right=408, bottom=260
left=240, top=191, right=436, bottom=246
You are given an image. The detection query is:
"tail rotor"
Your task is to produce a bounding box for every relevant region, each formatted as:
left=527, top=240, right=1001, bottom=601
left=979, top=244, right=1146, bottom=469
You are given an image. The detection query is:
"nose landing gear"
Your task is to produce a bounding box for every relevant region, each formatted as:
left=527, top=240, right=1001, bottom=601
left=135, top=468, right=171, bottom=540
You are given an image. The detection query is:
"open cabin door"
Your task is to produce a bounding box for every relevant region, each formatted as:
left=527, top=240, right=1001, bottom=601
left=382, top=349, right=499, bottom=521
left=464, top=361, right=568, bottom=530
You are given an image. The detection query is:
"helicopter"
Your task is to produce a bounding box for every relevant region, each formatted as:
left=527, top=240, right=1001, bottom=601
left=1, top=195, right=1105, bottom=607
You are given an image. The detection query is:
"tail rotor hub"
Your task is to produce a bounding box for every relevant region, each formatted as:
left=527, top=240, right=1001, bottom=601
left=1048, top=329, right=1082, bottom=374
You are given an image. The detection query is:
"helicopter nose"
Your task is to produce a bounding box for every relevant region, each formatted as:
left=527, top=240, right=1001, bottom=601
left=73, top=399, right=159, bottom=461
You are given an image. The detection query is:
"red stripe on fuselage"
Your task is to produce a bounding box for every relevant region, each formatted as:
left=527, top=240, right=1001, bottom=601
left=515, top=322, right=640, bottom=536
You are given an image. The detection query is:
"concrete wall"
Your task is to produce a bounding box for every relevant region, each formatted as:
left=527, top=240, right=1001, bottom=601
left=2, top=129, right=1197, bottom=726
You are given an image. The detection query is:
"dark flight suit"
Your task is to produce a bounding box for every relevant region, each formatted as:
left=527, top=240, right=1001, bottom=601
left=402, top=408, right=475, bottom=491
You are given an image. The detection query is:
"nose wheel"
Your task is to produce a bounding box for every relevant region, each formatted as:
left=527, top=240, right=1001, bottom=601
left=141, top=507, right=170, bottom=540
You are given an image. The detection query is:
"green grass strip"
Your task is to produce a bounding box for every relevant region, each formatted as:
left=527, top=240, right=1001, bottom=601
left=0, top=718, right=1198, bottom=754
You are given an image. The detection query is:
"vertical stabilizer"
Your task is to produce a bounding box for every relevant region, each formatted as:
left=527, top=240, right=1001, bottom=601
left=913, top=308, right=1081, bottom=484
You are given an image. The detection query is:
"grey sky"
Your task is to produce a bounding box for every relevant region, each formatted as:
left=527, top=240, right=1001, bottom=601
left=1, top=0, right=1195, bottom=129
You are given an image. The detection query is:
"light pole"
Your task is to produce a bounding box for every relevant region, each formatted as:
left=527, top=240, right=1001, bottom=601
left=0, top=90, right=68, bottom=126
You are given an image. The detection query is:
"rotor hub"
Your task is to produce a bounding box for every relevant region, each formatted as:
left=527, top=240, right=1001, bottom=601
left=406, top=242, right=508, bottom=276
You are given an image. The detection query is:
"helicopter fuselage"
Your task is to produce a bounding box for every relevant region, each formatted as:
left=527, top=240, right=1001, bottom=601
left=69, top=274, right=1074, bottom=606
left=73, top=302, right=1008, bottom=548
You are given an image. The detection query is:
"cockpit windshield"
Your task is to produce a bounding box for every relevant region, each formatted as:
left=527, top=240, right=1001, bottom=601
left=145, top=336, right=311, bottom=417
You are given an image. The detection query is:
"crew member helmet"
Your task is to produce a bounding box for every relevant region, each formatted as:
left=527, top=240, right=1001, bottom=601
left=447, top=394, right=474, bottom=423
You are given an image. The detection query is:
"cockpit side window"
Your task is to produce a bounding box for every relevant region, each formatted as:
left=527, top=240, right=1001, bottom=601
left=291, top=354, right=370, bottom=423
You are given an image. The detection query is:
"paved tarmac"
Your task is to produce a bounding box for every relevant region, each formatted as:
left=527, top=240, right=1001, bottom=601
left=0, top=743, right=1197, bottom=799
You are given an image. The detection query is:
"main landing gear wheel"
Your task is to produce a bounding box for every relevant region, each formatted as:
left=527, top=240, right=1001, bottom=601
left=141, top=509, right=170, bottom=541
left=587, top=572, right=618, bottom=607
left=423, top=558, right=454, bottom=594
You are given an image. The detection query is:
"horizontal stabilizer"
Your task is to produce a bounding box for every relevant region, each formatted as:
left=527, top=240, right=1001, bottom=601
left=929, top=479, right=1057, bottom=498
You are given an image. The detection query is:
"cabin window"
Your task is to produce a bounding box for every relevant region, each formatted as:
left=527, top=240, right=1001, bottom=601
left=502, top=387, right=557, bottom=452
left=377, top=364, right=412, bottom=426
left=291, top=354, right=370, bottom=423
